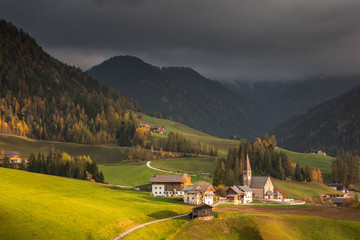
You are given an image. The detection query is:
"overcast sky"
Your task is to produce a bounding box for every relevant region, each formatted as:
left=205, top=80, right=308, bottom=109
left=1, top=0, right=360, bottom=81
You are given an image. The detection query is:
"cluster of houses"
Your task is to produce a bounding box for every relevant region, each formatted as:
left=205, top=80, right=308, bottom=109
left=0, top=151, right=27, bottom=164
left=306, top=149, right=327, bottom=156
left=139, top=124, right=165, bottom=134
left=149, top=155, right=282, bottom=208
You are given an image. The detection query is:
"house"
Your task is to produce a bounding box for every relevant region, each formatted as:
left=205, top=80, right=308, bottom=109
left=274, top=191, right=283, bottom=200
left=0, top=151, right=26, bottom=164
left=149, top=173, right=191, bottom=197
left=192, top=203, right=213, bottom=219
left=317, top=150, right=327, bottom=156
left=138, top=124, right=151, bottom=131
left=226, top=185, right=253, bottom=204
left=332, top=197, right=350, bottom=207
left=200, top=173, right=210, bottom=178
left=328, top=183, right=347, bottom=193
left=150, top=125, right=165, bottom=134
left=183, top=181, right=215, bottom=205
left=323, top=193, right=344, bottom=199
left=243, top=154, right=275, bottom=199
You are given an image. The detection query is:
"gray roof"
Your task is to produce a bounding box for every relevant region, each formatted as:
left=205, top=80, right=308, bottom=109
left=192, top=203, right=213, bottom=210
left=226, top=194, right=238, bottom=197
left=266, top=190, right=273, bottom=196
left=183, top=182, right=213, bottom=193
left=274, top=191, right=282, bottom=196
left=332, top=197, right=349, bottom=204
left=229, top=186, right=242, bottom=194
left=149, top=174, right=185, bottom=183
left=238, top=186, right=252, bottom=192
left=250, top=176, right=270, bottom=188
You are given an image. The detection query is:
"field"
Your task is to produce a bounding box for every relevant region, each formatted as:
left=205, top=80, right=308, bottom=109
left=151, top=157, right=216, bottom=176
left=99, top=161, right=211, bottom=187
left=124, top=210, right=360, bottom=240
left=272, top=178, right=339, bottom=202
left=137, top=113, right=239, bottom=156
left=0, top=134, right=128, bottom=164
left=280, top=148, right=334, bottom=182
left=0, top=167, right=191, bottom=240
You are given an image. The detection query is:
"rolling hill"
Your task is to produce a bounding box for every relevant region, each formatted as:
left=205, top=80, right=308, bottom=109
left=87, top=56, right=271, bottom=139
left=0, top=167, right=190, bottom=240
left=272, top=84, right=360, bottom=156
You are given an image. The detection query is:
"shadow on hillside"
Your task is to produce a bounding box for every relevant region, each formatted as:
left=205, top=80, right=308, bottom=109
left=148, top=210, right=179, bottom=219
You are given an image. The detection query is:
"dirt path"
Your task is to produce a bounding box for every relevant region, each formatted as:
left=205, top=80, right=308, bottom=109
left=146, top=161, right=182, bottom=174
left=111, top=213, right=190, bottom=240
left=216, top=206, right=360, bottom=221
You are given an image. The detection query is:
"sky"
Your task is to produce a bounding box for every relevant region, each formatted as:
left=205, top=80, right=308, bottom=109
left=1, top=0, right=360, bottom=81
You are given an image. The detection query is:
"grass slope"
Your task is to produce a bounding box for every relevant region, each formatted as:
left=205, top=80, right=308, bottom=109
left=151, top=157, right=216, bottom=176
left=0, top=134, right=128, bottom=164
left=138, top=113, right=239, bottom=156
left=99, top=161, right=210, bottom=187
left=124, top=211, right=360, bottom=240
left=272, top=178, right=339, bottom=202
left=0, top=168, right=191, bottom=240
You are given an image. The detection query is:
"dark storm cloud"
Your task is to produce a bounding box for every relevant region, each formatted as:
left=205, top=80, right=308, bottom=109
left=1, top=0, right=360, bottom=81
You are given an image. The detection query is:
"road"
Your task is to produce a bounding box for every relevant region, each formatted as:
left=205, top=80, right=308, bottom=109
left=111, top=213, right=190, bottom=240
left=146, top=161, right=197, bottom=176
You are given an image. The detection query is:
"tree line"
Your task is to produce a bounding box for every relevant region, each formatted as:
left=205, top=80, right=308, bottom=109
left=213, top=135, right=322, bottom=186
left=331, top=153, right=360, bottom=185
left=27, top=149, right=104, bottom=183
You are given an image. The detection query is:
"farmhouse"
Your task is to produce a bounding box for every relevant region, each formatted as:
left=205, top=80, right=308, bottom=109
left=139, top=124, right=151, bottom=131
left=243, top=155, right=275, bottom=199
left=149, top=173, right=191, bottom=197
left=0, top=151, right=27, bottom=164
left=183, top=181, right=215, bottom=205
left=226, top=185, right=253, bottom=204
left=328, top=183, right=347, bottom=193
left=150, top=125, right=165, bottom=134
left=192, top=203, right=213, bottom=219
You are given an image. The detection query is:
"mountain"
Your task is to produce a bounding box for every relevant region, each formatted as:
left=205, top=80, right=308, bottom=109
left=225, top=76, right=360, bottom=126
left=87, top=56, right=271, bottom=139
left=0, top=20, right=139, bottom=145
left=272, top=83, right=360, bottom=156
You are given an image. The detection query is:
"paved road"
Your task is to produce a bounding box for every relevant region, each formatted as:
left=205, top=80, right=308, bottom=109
left=111, top=213, right=190, bottom=240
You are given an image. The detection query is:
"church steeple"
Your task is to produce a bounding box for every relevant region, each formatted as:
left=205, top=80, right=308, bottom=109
left=243, top=154, right=252, bottom=186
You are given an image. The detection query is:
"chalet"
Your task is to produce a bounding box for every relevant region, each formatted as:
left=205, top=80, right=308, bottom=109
left=149, top=173, right=191, bottom=197
left=317, top=150, right=327, bottom=156
left=200, top=173, right=210, bottom=178
left=226, top=185, right=253, bottom=204
left=192, top=203, right=213, bottom=219
left=138, top=124, right=151, bottom=131
left=274, top=191, right=283, bottom=200
left=150, top=125, right=165, bottom=134
left=323, top=193, right=344, bottom=199
left=0, top=151, right=26, bottom=164
left=183, top=181, right=215, bottom=205
left=332, top=197, right=350, bottom=207
left=328, top=183, right=347, bottom=193
left=243, top=155, right=275, bottom=199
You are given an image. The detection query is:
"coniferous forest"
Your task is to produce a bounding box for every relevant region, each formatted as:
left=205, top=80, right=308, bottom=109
left=331, top=153, right=360, bottom=185
left=0, top=20, right=140, bottom=146
left=213, top=135, right=323, bottom=186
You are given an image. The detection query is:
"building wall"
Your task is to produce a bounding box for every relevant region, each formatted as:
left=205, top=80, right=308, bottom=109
left=152, top=184, right=166, bottom=196
left=243, top=191, right=252, bottom=204
left=252, top=188, right=264, bottom=198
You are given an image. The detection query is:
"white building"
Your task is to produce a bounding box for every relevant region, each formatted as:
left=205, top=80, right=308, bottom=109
left=149, top=174, right=191, bottom=197
left=183, top=181, right=215, bottom=205
left=226, top=185, right=253, bottom=204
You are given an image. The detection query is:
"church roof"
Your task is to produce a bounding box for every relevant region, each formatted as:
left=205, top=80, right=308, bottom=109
left=250, top=176, right=270, bottom=188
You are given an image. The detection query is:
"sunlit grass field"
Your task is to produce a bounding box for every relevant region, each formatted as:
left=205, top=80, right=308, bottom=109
left=0, top=168, right=191, bottom=240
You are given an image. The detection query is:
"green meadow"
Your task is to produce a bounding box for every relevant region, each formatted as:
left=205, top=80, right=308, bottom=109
left=151, top=157, right=216, bottom=176
left=272, top=178, right=339, bottom=202
left=124, top=211, right=360, bottom=240
left=137, top=113, right=239, bottom=156
left=0, top=168, right=191, bottom=240
left=0, top=134, right=128, bottom=164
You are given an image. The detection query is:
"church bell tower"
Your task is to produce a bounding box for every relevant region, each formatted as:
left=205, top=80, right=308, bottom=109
left=243, top=154, right=252, bottom=186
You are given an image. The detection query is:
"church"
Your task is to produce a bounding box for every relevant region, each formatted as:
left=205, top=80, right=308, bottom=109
left=243, top=155, right=275, bottom=199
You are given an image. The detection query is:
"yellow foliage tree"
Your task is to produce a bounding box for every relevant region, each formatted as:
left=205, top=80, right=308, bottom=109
left=311, top=168, right=319, bottom=182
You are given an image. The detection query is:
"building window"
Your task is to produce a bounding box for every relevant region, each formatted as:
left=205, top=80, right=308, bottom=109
left=155, top=187, right=157, bottom=189
left=155, top=192, right=157, bottom=194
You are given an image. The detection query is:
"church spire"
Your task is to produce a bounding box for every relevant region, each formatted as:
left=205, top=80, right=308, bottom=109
left=243, top=154, right=252, bottom=186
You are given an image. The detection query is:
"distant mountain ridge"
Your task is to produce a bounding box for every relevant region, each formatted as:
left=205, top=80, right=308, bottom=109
left=87, top=56, right=272, bottom=139
left=272, top=83, right=360, bottom=156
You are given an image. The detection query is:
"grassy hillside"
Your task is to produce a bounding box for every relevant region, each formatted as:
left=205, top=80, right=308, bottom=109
left=137, top=113, right=239, bottom=156
left=273, top=178, right=339, bottom=202
left=99, top=161, right=210, bottom=187
left=151, top=157, right=216, bottom=176
left=0, top=134, right=128, bottom=164
left=0, top=168, right=191, bottom=240
left=124, top=211, right=360, bottom=240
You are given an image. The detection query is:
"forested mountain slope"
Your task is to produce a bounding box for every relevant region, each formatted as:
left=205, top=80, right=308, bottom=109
left=0, top=20, right=140, bottom=145
left=87, top=56, right=272, bottom=139
left=272, top=84, right=360, bottom=156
